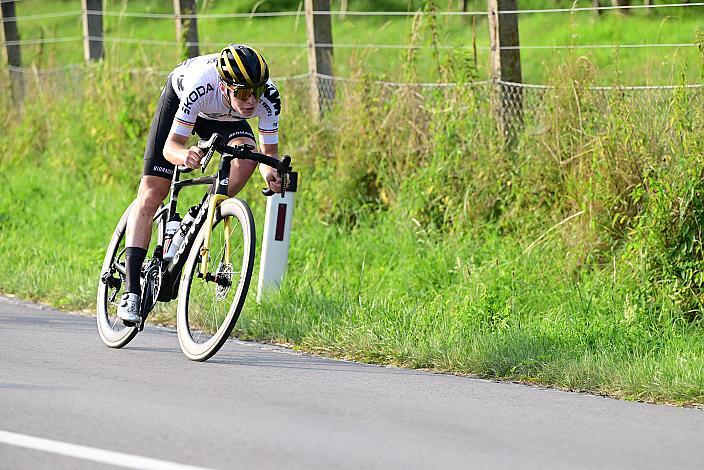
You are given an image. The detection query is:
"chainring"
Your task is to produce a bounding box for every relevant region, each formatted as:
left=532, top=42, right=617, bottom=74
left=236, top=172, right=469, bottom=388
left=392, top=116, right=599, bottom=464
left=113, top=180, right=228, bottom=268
left=141, top=259, right=163, bottom=317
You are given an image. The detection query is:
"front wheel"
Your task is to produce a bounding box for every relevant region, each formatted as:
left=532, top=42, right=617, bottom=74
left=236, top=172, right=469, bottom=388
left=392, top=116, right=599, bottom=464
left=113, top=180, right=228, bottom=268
left=177, top=198, right=255, bottom=361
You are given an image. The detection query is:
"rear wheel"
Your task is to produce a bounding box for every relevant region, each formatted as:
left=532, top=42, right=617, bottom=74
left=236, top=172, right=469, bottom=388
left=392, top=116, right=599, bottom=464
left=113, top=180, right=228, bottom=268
left=97, top=202, right=165, bottom=348
left=177, top=198, right=255, bottom=361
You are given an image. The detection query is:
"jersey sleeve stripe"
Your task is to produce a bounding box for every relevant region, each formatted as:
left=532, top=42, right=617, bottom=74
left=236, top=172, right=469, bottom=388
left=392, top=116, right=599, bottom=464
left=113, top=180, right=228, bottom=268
left=175, top=117, right=195, bottom=128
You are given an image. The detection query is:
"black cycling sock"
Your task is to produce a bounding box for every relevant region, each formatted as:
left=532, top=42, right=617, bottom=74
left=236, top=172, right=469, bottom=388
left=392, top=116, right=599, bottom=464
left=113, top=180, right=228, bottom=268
left=124, top=246, right=148, bottom=296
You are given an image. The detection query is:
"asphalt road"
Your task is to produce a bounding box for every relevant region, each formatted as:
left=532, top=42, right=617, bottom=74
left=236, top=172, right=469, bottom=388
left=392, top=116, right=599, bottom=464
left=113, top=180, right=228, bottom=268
left=1, top=296, right=703, bottom=470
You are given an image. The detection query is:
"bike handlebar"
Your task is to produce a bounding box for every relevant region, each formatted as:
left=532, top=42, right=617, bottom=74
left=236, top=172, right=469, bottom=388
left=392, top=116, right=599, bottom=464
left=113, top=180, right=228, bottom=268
left=177, top=133, right=293, bottom=197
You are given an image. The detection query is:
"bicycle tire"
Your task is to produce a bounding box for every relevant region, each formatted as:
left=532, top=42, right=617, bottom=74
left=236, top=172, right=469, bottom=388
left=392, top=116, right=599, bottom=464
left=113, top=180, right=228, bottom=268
left=176, top=198, right=255, bottom=361
left=96, top=201, right=165, bottom=348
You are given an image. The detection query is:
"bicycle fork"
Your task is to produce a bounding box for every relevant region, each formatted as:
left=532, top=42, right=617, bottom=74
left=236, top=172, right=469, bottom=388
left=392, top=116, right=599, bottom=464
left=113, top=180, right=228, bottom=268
left=198, top=194, right=232, bottom=280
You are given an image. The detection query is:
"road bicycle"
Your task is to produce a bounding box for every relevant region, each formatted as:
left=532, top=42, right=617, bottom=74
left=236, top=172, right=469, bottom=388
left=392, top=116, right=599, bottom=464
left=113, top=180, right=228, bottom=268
left=97, top=133, right=294, bottom=361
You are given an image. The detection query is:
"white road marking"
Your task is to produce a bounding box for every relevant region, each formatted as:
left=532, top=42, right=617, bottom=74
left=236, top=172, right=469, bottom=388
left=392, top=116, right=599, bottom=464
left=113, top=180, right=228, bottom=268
left=0, top=430, right=216, bottom=470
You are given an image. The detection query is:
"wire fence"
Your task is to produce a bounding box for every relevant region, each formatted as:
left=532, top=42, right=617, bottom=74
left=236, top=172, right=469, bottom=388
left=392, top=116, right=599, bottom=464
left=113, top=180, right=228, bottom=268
left=3, top=34, right=701, bottom=51
left=499, top=80, right=704, bottom=135
left=3, top=3, right=704, bottom=21
left=7, top=63, right=702, bottom=142
left=2, top=2, right=703, bottom=140
left=309, top=72, right=704, bottom=146
left=1, top=2, right=703, bottom=52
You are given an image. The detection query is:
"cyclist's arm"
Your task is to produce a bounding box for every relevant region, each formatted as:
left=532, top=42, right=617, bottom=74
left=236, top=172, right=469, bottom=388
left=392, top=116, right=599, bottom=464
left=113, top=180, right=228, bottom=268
left=260, top=143, right=279, bottom=160
left=256, top=82, right=281, bottom=191
left=259, top=143, right=282, bottom=192
left=163, top=132, right=204, bottom=169
left=164, top=73, right=208, bottom=168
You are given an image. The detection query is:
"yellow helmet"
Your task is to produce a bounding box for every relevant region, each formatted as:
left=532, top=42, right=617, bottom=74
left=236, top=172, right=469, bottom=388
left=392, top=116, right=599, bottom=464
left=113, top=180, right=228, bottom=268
left=216, top=44, right=269, bottom=88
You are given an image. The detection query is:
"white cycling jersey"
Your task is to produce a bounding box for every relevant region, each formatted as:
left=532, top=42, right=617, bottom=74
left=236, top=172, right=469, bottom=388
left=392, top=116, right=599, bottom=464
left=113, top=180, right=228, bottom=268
left=169, top=53, right=280, bottom=145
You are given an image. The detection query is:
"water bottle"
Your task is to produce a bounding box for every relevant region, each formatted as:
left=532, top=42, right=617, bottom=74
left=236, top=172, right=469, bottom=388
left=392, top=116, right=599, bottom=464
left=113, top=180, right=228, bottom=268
left=162, top=215, right=182, bottom=260
left=165, top=205, right=198, bottom=261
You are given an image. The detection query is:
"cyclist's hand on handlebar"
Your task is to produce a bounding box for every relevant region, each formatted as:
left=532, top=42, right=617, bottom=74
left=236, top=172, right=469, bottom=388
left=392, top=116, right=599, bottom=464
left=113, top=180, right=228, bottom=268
left=265, top=169, right=283, bottom=193
left=184, top=146, right=204, bottom=169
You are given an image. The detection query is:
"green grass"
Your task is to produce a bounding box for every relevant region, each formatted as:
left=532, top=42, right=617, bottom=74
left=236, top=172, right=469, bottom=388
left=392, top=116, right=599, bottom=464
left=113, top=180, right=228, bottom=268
left=1, top=1, right=704, bottom=406
left=246, top=218, right=704, bottom=403
left=4, top=0, right=703, bottom=84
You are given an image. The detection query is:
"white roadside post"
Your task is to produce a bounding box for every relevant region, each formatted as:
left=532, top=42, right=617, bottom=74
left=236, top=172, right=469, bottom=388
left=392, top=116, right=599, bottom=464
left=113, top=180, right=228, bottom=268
left=256, top=172, right=298, bottom=303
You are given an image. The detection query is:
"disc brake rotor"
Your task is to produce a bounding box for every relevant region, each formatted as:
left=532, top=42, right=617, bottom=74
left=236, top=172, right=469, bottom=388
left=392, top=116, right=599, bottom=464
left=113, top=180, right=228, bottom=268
left=215, top=263, right=233, bottom=300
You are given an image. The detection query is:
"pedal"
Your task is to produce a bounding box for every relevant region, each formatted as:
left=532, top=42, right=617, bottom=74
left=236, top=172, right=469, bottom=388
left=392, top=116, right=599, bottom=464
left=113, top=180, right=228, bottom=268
left=121, top=317, right=141, bottom=329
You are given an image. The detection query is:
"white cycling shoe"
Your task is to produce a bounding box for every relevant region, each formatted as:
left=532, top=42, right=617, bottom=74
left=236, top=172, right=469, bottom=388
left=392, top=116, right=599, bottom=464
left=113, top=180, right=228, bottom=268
left=117, top=293, right=141, bottom=326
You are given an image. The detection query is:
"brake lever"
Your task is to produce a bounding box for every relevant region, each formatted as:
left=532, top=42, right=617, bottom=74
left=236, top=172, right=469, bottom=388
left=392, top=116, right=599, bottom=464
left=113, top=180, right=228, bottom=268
left=200, top=146, right=216, bottom=173
left=261, top=155, right=292, bottom=198
left=197, top=133, right=222, bottom=173
left=281, top=173, right=288, bottom=198
left=197, top=133, right=221, bottom=152
left=280, top=156, right=292, bottom=198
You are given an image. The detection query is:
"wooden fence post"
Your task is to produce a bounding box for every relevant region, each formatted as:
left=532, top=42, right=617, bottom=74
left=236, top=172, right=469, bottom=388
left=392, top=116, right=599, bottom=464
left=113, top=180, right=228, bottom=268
left=1, top=0, right=23, bottom=100
left=488, top=0, right=523, bottom=145
left=82, top=0, right=104, bottom=62
left=611, top=0, right=631, bottom=14
left=174, top=0, right=199, bottom=59
left=592, top=0, right=602, bottom=16
left=305, top=0, right=334, bottom=119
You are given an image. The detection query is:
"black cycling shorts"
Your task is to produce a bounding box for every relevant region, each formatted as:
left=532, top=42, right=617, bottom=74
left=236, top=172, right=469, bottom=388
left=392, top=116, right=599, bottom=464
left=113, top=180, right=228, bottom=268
left=142, top=74, right=256, bottom=180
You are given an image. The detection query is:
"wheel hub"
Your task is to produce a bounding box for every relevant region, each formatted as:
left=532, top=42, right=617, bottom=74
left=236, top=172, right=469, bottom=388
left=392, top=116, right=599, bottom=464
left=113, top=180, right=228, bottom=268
left=215, top=263, right=233, bottom=300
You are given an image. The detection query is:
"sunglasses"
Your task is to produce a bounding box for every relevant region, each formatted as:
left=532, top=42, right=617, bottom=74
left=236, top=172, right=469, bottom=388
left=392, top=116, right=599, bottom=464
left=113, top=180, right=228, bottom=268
left=229, top=84, right=266, bottom=101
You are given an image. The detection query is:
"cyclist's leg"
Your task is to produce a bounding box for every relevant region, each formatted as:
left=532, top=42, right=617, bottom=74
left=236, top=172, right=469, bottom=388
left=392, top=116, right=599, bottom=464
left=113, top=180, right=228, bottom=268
left=126, top=177, right=170, bottom=248
left=122, top=177, right=170, bottom=303
left=123, top=73, right=179, bottom=298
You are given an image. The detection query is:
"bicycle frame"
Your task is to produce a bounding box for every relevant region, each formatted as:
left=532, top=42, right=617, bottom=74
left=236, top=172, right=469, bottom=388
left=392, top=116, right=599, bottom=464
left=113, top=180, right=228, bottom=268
left=156, top=134, right=291, bottom=303
left=164, top=151, right=238, bottom=286
left=148, top=174, right=211, bottom=305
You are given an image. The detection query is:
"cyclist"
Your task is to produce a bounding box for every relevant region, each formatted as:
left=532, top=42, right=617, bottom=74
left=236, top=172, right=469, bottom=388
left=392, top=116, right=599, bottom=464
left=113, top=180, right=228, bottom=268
left=117, top=44, right=283, bottom=324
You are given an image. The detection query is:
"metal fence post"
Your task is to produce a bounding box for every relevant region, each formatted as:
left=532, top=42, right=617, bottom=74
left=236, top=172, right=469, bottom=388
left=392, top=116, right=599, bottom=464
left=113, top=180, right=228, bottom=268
left=488, top=0, right=523, bottom=146
left=82, top=0, right=104, bottom=62
left=305, top=0, right=334, bottom=119
left=173, top=0, right=199, bottom=59
left=1, top=0, right=24, bottom=100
